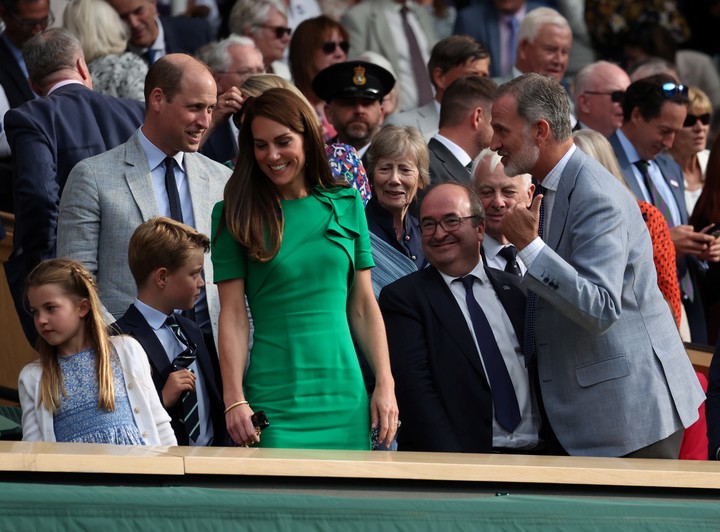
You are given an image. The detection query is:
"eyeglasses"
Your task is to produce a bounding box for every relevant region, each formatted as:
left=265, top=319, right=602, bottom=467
left=321, top=40, right=350, bottom=54
left=584, top=90, right=625, bottom=103
left=254, top=24, right=291, bottom=39
left=9, top=10, right=54, bottom=28
left=420, top=215, right=478, bottom=236
left=661, top=82, right=688, bottom=98
left=683, top=112, right=711, bottom=128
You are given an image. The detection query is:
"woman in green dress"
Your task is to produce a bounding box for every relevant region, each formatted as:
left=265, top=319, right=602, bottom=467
left=211, top=88, right=398, bottom=449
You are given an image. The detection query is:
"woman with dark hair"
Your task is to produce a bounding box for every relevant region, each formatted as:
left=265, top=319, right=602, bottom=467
left=690, top=135, right=720, bottom=345
left=289, top=15, right=349, bottom=142
left=211, top=88, right=398, bottom=450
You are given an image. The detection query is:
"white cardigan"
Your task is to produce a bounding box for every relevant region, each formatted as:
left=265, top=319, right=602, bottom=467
left=18, top=335, right=177, bottom=446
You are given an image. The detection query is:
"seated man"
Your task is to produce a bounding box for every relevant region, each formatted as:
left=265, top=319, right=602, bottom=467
left=379, top=182, right=543, bottom=453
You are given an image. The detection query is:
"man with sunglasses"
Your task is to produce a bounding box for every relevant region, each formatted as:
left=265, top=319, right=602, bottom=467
left=493, top=73, right=704, bottom=458
left=379, top=182, right=543, bottom=454
left=107, top=0, right=213, bottom=65
left=313, top=60, right=395, bottom=162
left=609, top=74, right=720, bottom=344
left=573, top=60, right=631, bottom=137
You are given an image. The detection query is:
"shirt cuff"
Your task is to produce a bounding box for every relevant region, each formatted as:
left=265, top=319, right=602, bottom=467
left=517, top=237, right=545, bottom=270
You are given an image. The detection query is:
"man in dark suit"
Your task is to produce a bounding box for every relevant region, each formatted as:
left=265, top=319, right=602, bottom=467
left=4, top=28, right=144, bottom=342
left=379, top=182, right=542, bottom=453
left=0, top=0, right=50, bottom=212
left=114, top=218, right=226, bottom=446
left=454, top=0, right=545, bottom=78
left=107, top=0, right=213, bottom=64
left=493, top=73, right=704, bottom=457
left=608, top=74, right=720, bottom=344
left=428, top=76, right=497, bottom=187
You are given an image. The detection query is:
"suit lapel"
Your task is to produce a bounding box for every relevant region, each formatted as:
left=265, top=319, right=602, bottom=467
left=423, top=268, right=489, bottom=383
left=546, top=149, right=584, bottom=250
left=429, top=139, right=471, bottom=184
left=368, top=7, right=401, bottom=70
left=485, top=266, right=524, bottom=345
left=608, top=132, right=643, bottom=200
left=185, top=153, right=212, bottom=237
left=655, top=154, right=688, bottom=223
left=124, top=133, right=158, bottom=221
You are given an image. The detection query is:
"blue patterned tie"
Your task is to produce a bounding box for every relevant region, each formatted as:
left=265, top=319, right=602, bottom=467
left=457, top=276, right=521, bottom=432
left=166, top=315, right=200, bottom=442
left=523, top=184, right=545, bottom=365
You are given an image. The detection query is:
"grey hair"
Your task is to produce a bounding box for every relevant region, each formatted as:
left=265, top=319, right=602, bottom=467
left=496, top=73, right=572, bottom=142
left=228, top=0, right=287, bottom=36
left=366, top=125, right=431, bottom=190
left=23, top=28, right=83, bottom=87
left=517, top=7, right=570, bottom=44
left=202, top=35, right=260, bottom=72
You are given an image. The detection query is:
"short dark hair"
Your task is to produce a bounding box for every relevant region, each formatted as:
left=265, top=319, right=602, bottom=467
left=427, top=35, right=488, bottom=90
left=144, top=56, right=185, bottom=107
left=622, top=73, right=688, bottom=122
left=439, top=75, right=497, bottom=128
left=128, top=217, right=210, bottom=288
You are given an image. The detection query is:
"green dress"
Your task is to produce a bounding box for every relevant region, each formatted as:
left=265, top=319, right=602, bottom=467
left=211, top=186, right=374, bottom=449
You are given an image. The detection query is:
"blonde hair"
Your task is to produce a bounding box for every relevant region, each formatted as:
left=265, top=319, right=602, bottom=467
left=688, top=86, right=712, bottom=116
left=63, top=0, right=129, bottom=62
left=24, top=258, right=115, bottom=413
left=573, top=129, right=629, bottom=187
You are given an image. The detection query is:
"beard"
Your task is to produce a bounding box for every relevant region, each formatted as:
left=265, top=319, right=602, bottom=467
left=503, top=138, right=539, bottom=177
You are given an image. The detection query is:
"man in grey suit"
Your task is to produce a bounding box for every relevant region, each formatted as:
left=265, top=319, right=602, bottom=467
left=386, top=35, right=490, bottom=140
left=428, top=76, right=497, bottom=187
left=608, top=74, right=720, bottom=345
left=490, top=73, right=704, bottom=458
left=58, top=54, right=232, bottom=350
left=342, top=0, right=437, bottom=112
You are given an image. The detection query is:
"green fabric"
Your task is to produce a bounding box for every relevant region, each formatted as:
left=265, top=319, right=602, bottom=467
left=0, top=407, right=22, bottom=439
left=211, top=187, right=372, bottom=449
left=1, top=482, right=719, bottom=531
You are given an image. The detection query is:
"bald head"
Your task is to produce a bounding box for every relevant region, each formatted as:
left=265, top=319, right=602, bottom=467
left=574, top=61, right=631, bottom=136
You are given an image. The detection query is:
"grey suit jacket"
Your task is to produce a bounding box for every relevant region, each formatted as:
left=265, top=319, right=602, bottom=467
left=428, top=137, right=472, bottom=186
left=342, top=0, right=437, bottom=110
left=384, top=100, right=439, bottom=141
left=57, top=131, right=231, bottom=336
left=526, top=148, right=704, bottom=456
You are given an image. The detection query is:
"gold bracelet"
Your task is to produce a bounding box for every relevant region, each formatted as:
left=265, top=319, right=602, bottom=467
left=224, top=400, right=249, bottom=414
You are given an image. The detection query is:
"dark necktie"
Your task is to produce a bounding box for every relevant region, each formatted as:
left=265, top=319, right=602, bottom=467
left=144, top=48, right=158, bottom=65
left=522, top=184, right=546, bottom=364
left=634, top=160, right=694, bottom=302
left=166, top=315, right=200, bottom=443
left=400, top=5, right=434, bottom=107
left=164, top=157, right=184, bottom=222
left=498, top=245, right=522, bottom=276
left=457, top=276, right=521, bottom=432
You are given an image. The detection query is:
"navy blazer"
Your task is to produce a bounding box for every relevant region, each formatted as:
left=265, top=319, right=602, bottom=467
left=0, top=37, right=34, bottom=108
left=113, top=305, right=227, bottom=446
left=4, top=84, right=144, bottom=342
left=161, top=16, right=214, bottom=56
left=201, top=121, right=237, bottom=166
left=453, top=1, right=545, bottom=78
left=379, top=264, right=529, bottom=453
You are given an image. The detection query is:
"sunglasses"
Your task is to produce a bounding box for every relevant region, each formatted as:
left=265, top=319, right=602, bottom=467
left=322, top=40, right=350, bottom=54
left=683, top=112, right=711, bottom=128
left=584, top=90, right=625, bottom=103
left=255, top=24, right=291, bottom=39
left=661, top=82, right=688, bottom=98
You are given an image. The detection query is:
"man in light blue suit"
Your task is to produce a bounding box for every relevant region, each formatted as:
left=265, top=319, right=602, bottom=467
left=490, top=73, right=704, bottom=458
left=608, top=74, right=720, bottom=345
left=57, top=54, right=232, bottom=351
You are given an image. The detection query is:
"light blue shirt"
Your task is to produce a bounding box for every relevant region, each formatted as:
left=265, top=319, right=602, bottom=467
left=615, top=128, right=681, bottom=226
left=133, top=299, right=213, bottom=446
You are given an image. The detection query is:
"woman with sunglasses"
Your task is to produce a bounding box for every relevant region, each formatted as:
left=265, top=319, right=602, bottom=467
left=669, top=86, right=713, bottom=217
left=289, top=15, right=350, bottom=142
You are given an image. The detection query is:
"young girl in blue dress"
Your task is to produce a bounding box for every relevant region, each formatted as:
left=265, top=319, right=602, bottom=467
left=18, top=258, right=176, bottom=446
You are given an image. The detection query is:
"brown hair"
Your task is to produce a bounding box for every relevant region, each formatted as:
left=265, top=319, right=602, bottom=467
left=366, top=125, right=430, bottom=189
left=24, top=258, right=114, bottom=413
left=128, top=217, right=210, bottom=287
left=143, top=54, right=211, bottom=110
left=690, top=133, right=720, bottom=230
left=289, top=15, right=348, bottom=100
left=221, top=87, right=345, bottom=261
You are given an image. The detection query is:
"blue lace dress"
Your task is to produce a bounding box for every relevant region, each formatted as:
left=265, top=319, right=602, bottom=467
left=53, top=348, right=145, bottom=445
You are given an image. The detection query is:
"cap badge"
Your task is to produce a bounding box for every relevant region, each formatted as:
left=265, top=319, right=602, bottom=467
left=353, top=65, right=367, bottom=86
